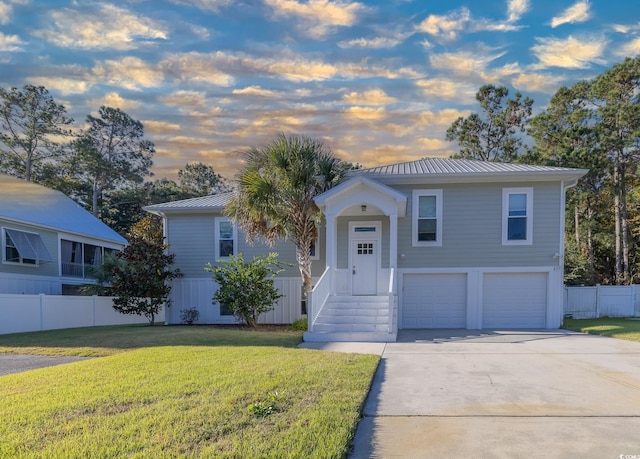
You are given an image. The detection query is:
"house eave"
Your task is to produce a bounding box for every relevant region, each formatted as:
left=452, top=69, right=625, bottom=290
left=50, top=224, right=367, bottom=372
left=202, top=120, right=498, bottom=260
left=360, top=170, right=589, bottom=185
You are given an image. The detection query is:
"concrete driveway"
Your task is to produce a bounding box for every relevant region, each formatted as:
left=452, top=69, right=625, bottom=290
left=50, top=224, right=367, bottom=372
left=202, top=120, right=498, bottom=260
left=349, top=329, right=640, bottom=458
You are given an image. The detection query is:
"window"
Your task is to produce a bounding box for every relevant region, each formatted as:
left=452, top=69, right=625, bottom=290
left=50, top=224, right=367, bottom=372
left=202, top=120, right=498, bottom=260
left=502, top=188, right=533, bottom=245
left=310, top=230, right=320, bottom=260
left=60, top=240, right=118, bottom=278
left=215, top=218, right=237, bottom=259
left=412, top=190, right=443, bottom=247
left=3, top=228, right=52, bottom=266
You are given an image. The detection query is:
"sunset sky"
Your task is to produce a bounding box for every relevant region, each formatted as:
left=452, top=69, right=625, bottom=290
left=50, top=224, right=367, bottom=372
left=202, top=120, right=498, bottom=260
left=1, top=0, right=639, bottom=180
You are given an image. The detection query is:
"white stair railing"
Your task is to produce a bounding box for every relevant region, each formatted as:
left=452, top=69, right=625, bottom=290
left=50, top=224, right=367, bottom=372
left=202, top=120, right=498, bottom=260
left=308, top=267, right=331, bottom=332
left=388, top=268, right=397, bottom=334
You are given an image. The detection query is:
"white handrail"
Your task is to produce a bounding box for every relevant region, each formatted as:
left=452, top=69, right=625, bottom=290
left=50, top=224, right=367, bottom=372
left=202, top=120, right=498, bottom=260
left=308, top=266, right=331, bottom=331
left=387, top=268, right=396, bottom=334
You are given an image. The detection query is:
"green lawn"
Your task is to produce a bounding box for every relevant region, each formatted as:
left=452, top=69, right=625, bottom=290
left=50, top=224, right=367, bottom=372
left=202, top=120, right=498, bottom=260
left=563, top=317, right=640, bottom=343
left=0, top=326, right=379, bottom=458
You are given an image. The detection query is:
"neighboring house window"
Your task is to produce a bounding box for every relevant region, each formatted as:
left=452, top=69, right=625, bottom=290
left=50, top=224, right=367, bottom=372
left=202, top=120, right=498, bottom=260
left=412, top=189, right=443, bottom=247
left=60, top=240, right=116, bottom=278
left=2, top=228, right=52, bottom=266
left=215, top=218, right=237, bottom=259
left=310, top=230, right=320, bottom=261
left=502, top=187, right=533, bottom=245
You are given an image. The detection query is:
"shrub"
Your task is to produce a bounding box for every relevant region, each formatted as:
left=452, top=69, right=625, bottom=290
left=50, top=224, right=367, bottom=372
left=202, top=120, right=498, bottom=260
left=289, top=318, right=308, bottom=331
left=180, top=308, right=200, bottom=325
left=205, top=253, right=284, bottom=328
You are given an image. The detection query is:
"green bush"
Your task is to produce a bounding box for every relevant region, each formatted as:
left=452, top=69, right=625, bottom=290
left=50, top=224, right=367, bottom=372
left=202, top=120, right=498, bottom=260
left=289, top=317, right=308, bottom=331
left=205, top=253, right=284, bottom=328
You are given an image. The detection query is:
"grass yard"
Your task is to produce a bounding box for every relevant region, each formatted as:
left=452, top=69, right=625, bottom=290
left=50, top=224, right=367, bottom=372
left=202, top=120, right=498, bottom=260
left=563, top=317, right=640, bottom=343
left=0, top=326, right=379, bottom=458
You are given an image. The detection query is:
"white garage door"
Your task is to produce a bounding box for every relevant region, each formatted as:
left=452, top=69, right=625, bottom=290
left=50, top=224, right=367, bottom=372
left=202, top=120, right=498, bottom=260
left=402, top=274, right=467, bottom=328
left=483, top=273, right=547, bottom=328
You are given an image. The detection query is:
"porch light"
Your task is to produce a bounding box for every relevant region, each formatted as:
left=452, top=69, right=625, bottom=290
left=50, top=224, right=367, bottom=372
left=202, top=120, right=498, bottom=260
left=361, top=205, right=367, bottom=212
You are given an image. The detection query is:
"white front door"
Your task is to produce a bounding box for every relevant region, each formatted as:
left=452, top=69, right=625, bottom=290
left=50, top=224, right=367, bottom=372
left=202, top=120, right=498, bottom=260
left=352, top=239, right=377, bottom=295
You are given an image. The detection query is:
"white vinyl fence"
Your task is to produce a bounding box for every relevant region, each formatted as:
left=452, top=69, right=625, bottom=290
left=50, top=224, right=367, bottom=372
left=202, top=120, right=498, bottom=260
left=564, top=285, right=640, bottom=318
left=0, top=294, right=164, bottom=335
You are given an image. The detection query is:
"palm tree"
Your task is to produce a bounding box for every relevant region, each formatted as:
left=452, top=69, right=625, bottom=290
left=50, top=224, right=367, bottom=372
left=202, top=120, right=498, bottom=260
left=226, top=133, right=349, bottom=293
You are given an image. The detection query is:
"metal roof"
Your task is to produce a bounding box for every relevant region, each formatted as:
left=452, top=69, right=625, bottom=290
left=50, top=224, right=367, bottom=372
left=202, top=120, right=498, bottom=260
left=0, top=174, right=127, bottom=245
left=355, top=157, right=584, bottom=176
left=144, top=191, right=233, bottom=213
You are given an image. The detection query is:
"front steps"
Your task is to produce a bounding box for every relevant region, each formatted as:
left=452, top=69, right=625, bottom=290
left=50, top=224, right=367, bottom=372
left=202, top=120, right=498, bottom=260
left=303, top=295, right=397, bottom=342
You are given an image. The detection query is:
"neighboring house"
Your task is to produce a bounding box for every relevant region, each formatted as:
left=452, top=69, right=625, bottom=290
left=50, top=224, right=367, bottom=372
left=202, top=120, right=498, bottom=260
left=0, top=174, right=127, bottom=295
left=145, top=158, right=586, bottom=342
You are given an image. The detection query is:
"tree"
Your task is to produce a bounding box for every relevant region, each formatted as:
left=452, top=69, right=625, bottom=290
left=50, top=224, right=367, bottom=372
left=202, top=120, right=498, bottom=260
left=178, top=161, right=230, bottom=196
left=74, top=106, right=154, bottom=217
left=528, top=83, right=608, bottom=284
left=446, top=84, right=533, bottom=162
left=110, top=232, right=180, bottom=326
left=226, top=133, right=349, bottom=294
left=587, top=57, right=640, bottom=284
left=206, top=253, right=284, bottom=327
left=0, top=85, right=73, bottom=181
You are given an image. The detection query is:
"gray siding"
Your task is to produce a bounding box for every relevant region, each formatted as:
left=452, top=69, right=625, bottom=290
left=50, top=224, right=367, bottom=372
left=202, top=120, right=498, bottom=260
left=395, top=182, right=561, bottom=268
left=0, top=219, right=59, bottom=277
left=166, top=212, right=326, bottom=278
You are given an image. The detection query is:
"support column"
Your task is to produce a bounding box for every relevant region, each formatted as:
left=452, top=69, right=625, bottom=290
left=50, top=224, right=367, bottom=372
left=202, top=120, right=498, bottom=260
left=389, top=212, right=398, bottom=269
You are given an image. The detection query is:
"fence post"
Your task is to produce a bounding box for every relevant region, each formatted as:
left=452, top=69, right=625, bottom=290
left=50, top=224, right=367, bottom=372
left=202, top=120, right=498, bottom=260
left=595, top=284, right=601, bottom=318
left=39, top=293, right=45, bottom=331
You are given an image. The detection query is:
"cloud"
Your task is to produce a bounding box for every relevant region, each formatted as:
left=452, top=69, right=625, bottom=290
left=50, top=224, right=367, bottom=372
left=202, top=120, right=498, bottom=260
left=358, top=145, right=416, bottom=166
left=429, top=49, right=505, bottom=75
left=419, top=108, right=470, bottom=127
left=232, top=86, right=277, bottom=97
left=511, top=72, right=565, bottom=93
left=34, top=4, right=167, bottom=50
left=168, top=0, right=231, bottom=12
left=93, top=57, right=164, bottom=90
left=28, top=76, right=89, bottom=95
left=416, top=7, right=470, bottom=41
left=343, top=106, right=388, bottom=121
left=507, top=0, right=529, bottom=23
left=343, top=89, right=396, bottom=105
left=265, top=0, right=366, bottom=39
left=0, top=1, right=11, bottom=24
left=618, top=37, right=640, bottom=57
left=142, top=120, right=182, bottom=135
left=159, top=90, right=207, bottom=108
left=417, top=137, right=450, bottom=150
left=338, top=32, right=410, bottom=49
left=161, top=52, right=235, bottom=86
left=531, top=35, right=606, bottom=69
left=0, top=31, right=23, bottom=51
left=416, top=78, right=476, bottom=102
left=88, top=92, right=141, bottom=111
left=551, top=1, right=591, bottom=28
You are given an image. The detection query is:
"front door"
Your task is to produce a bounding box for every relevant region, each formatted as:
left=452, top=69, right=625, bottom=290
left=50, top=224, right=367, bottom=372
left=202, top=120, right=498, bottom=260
left=352, top=239, right=377, bottom=295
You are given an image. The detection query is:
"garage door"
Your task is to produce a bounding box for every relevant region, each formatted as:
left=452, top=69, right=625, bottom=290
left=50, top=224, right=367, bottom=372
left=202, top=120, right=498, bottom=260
left=402, top=274, right=467, bottom=328
left=483, top=273, right=547, bottom=328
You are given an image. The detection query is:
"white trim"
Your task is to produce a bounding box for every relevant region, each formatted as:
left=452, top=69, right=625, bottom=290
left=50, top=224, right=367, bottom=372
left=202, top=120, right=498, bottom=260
left=502, top=187, right=533, bottom=245
left=214, top=217, right=237, bottom=260
left=412, top=189, right=443, bottom=247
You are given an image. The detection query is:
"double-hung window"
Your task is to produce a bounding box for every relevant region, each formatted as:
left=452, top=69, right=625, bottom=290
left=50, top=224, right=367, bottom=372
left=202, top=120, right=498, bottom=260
left=215, top=218, right=237, bottom=259
left=412, top=189, right=443, bottom=247
left=502, top=188, right=533, bottom=245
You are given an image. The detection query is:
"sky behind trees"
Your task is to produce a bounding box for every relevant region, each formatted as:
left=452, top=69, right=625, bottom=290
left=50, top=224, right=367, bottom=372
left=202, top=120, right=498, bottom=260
left=1, top=0, right=639, bottom=179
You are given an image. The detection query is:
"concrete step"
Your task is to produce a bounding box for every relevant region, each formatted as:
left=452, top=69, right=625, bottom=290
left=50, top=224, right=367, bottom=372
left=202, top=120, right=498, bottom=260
left=314, top=315, right=388, bottom=325
left=312, top=322, right=390, bottom=333
left=320, top=307, right=388, bottom=316
left=303, top=331, right=397, bottom=343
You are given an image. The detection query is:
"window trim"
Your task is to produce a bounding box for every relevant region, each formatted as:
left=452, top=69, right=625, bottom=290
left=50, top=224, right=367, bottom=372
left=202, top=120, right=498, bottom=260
left=310, top=229, right=320, bottom=261
left=215, top=217, right=237, bottom=259
left=412, top=189, right=443, bottom=247
left=502, top=187, right=533, bottom=245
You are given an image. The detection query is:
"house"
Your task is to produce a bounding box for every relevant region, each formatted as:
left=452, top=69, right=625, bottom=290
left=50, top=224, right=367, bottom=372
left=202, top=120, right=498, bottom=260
left=0, top=174, right=128, bottom=295
left=145, top=158, right=587, bottom=342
